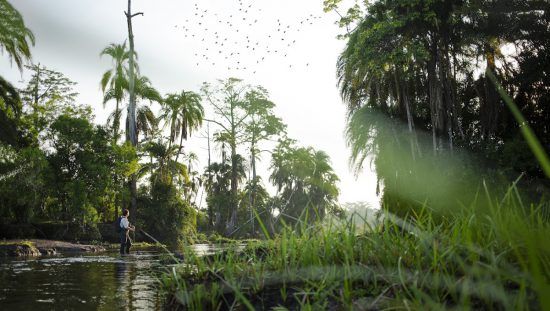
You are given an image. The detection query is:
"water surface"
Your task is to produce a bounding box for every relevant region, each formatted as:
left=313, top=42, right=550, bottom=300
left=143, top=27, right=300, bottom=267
left=0, top=250, right=167, bottom=310
left=0, top=244, right=240, bottom=310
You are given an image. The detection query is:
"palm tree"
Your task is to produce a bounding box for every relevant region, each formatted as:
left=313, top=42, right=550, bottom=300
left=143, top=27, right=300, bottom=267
left=270, top=141, right=339, bottom=224
left=182, top=152, right=201, bottom=204
left=203, top=161, right=232, bottom=231
left=100, top=45, right=158, bottom=220
left=204, top=157, right=247, bottom=232
left=100, top=42, right=136, bottom=144
left=160, top=90, right=204, bottom=163
left=124, top=0, right=143, bottom=222
left=123, top=74, right=160, bottom=223
left=133, top=75, right=161, bottom=142
left=0, top=0, right=35, bottom=71
left=136, top=105, right=158, bottom=140
left=0, top=76, right=23, bottom=146
left=0, top=1, right=34, bottom=147
left=103, top=74, right=161, bottom=144
left=140, top=139, right=189, bottom=186
left=308, top=150, right=340, bottom=219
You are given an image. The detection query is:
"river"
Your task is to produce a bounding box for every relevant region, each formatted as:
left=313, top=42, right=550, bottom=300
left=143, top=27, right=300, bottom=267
left=0, top=244, right=225, bottom=310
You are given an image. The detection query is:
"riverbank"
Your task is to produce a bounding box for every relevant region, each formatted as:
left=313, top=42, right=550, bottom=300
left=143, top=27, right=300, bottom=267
left=0, top=239, right=106, bottom=257
left=0, top=222, right=150, bottom=244
left=0, top=239, right=172, bottom=258
left=162, top=200, right=550, bottom=310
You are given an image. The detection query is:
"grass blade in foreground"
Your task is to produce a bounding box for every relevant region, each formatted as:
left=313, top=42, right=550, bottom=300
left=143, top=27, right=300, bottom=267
left=162, top=196, right=550, bottom=309
left=487, top=69, right=550, bottom=178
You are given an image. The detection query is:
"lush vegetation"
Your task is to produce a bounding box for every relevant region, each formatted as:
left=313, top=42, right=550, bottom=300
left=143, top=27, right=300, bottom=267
left=159, top=0, right=550, bottom=309
left=1, top=0, right=549, bottom=309
left=0, top=0, right=341, bottom=246
left=163, top=191, right=550, bottom=310
left=325, top=0, right=550, bottom=215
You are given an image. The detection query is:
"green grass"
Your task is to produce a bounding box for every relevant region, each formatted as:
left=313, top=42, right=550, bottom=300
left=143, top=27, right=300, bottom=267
left=0, top=240, right=40, bottom=257
left=159, top=190, right=550, bottom=310
left=105, top=241, right=162, bottom=250
left=158, top=68, right=550, bottom=310
left=0, top=240, right=35, bottom=247
left=189, top=232, right=260, bottom=245
left=487, top=69, right=550, bottom=178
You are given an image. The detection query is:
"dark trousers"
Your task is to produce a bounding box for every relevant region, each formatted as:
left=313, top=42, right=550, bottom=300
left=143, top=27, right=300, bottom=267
left=119, top=231, right=132, bottom=254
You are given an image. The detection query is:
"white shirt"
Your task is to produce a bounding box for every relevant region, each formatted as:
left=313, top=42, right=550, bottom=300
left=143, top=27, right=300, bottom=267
left=120, top=217, right=129, bottom=230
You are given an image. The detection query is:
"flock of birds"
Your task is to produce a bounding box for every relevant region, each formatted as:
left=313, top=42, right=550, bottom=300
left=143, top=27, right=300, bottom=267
left=174, top=0, right=324, bottom=73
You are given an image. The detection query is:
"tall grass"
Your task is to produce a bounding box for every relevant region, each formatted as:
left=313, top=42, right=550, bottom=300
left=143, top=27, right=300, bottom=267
left=160, top=69, right=550, bottom=310
left=160, top=190, right=550, bottom=310
left=487, top=69, right=550, bottom=178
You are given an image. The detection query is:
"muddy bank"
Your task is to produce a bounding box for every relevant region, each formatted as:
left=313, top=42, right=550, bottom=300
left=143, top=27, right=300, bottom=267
left=0, top=239, right=105, bottom=257
left=0, top=222, right=152, bottom=244
left=0, top=242, right=41, bottom=257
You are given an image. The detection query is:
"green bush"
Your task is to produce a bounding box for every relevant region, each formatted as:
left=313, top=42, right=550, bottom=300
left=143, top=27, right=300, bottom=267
left=138, top=182, right=196, bottom=248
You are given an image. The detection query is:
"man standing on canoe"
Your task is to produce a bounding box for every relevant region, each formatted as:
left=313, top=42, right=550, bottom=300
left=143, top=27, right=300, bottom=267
left=118, top=209, right=135, bottom=255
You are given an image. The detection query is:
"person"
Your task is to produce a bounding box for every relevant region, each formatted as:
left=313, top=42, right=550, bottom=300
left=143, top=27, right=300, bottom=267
left=119, top=209, right=135, bottom=255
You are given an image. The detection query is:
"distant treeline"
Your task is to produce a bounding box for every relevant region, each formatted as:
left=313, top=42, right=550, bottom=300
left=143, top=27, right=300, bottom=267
left=0, top=1, right=342, bottom=245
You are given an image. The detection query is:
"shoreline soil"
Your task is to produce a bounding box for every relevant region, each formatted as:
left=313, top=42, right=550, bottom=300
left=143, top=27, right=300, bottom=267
left=0, top=239, right=105, bottom=257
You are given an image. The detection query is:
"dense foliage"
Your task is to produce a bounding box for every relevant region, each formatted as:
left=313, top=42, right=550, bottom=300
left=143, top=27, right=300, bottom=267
left=327, top=0, right=550, bottom=213
left=0, top=2, right=341, bottom=244
left=1, top=0, right=550, bottom=309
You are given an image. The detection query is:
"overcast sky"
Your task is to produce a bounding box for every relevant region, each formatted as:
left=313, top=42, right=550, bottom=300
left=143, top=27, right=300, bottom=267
left=0, top=0, right=379, bottom=207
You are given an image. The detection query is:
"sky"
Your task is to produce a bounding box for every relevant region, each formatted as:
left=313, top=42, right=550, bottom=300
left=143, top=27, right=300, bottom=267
left=0, top=0, right=379, bottom=207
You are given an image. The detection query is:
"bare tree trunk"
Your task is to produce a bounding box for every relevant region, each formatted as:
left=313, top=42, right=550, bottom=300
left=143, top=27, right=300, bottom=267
left=439, top=45, right=455, bottom=152
left=33, top=63, right=40, bottom=105
left=250, top=139, right=257, bottom=234
left=481, top=49, right=499, bottom=140
left=175, top=129, right=185, bottom=163
left=451, top=51, right=464, bottom=141
left=227, top=144, right=238, bottom=235
left=427, top=35, right=449, bottom=155
left=428, top=58, right=441, bottom=154
left=226, top=98, right=239, bottom=235
left=126, top=0, right=138, bottom=147
left=125, top=0, right=142, bottom=221
left=206, top=123, right=211, bottom=168
left=394, top=70, right=417, bottom=160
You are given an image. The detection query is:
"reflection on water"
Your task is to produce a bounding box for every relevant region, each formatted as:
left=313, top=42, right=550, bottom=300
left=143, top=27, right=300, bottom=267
left=189, top=243, right=245, bottom=257
left=0, top=251, right=164, bottom=310
left=0, top=244, right=235, bottom=310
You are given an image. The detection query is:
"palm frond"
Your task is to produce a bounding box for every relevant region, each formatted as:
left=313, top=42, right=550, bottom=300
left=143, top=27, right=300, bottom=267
left=0, top=0, right=35, bottom=71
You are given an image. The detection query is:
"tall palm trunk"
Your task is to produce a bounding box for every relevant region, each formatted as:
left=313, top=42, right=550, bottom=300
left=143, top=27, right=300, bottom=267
left=206, top=123, right=211, bottom=168
left=113, top=101, right=120, bottom=220
left=249, top=136, right=257, bottom=234
left=125, top=0, right=141, bottom=220
left=481, top=47, right=499, bottom=140
left=227, top=143, right=238, bottom=235
left=175, top=126, right=185, bottom=163
left=126, top=0, right=138, bottom=147
left=394, top=70, right=417, bottom=160
left=427, top=34, right=450, bottom=154
left=438, top=40, right=455, bottom=152
left=113, top=101, right=121, bottom=145
left=226, top=98, right=238, bottom=235
left=428, top=57, right=441, bottom=154
left=426, top=30, right=458, bottom=154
